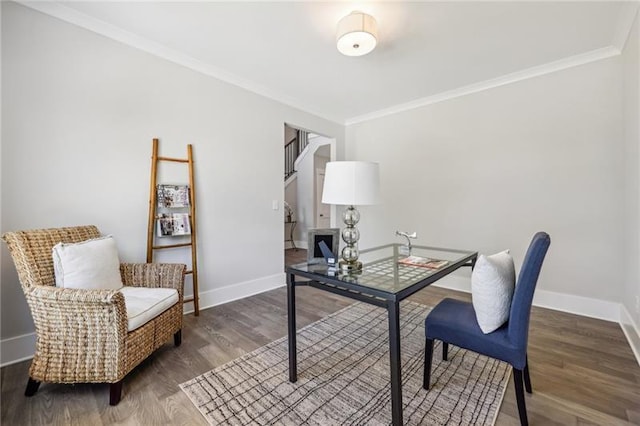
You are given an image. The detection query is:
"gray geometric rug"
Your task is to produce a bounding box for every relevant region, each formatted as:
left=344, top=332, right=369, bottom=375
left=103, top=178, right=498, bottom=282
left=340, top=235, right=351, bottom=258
left=181, top=301, right=510, bottom=425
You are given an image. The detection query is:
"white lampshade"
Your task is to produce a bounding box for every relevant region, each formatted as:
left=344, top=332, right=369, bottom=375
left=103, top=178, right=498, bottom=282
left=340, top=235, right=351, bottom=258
left=322, top=161, right=380, bottom=206
left=336, top=11, right=378, bottom=57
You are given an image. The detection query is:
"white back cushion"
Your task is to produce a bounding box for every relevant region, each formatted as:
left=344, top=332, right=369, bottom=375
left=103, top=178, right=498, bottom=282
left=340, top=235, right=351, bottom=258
left=471, top=250, right=516, bottom=334
left=52, top=235, right=123, bottom=290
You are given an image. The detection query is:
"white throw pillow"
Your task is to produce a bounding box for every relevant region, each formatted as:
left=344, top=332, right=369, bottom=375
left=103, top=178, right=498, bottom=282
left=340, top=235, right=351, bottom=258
left=52, top=235, right=123, bottom=290
left=471, top=250, right=516, bottom=334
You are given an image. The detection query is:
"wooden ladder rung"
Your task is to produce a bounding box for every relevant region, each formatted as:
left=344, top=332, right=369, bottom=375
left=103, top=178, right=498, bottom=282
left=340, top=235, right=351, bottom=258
left=183, top=297, right=194, bottom=303
left=152, top=242, right=192, bottom=250
left=158, top=156, right=189, bottom=163
left=185, top=270, right=193, bottom=275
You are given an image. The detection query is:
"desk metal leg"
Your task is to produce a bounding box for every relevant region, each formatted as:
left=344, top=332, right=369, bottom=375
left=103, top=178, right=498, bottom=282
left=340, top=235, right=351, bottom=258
left=388, top=300, right=403, bottom=426
left=287, top=273, right=297, bottom=382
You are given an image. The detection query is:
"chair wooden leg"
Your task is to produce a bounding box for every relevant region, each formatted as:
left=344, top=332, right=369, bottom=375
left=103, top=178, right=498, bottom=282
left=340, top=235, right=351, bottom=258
left=523, top=356, right=532, bottom=394
left=442, top=342, right=449, bottom=361
left=513, top=368, right=529, bottom=426
left=423, top=338, right=434, bottom=390
left=174, top=329, right=182, bottom=347
left=25, top=378, right=41, bottom=396
left=109, top=380, right=123, bottom=406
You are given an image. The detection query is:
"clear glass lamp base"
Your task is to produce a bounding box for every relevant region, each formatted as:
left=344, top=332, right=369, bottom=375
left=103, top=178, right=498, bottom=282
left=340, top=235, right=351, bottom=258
left=339, top=205, right=363, bottom=274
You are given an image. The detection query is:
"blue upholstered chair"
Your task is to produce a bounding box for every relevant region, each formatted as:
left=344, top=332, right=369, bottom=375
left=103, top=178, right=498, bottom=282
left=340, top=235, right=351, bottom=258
left=423, top=232, right=550, bottom=426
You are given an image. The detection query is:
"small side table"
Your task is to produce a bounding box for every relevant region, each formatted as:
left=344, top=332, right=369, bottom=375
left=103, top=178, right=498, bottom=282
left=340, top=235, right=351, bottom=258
left=285, top=219, right=297, bottom=250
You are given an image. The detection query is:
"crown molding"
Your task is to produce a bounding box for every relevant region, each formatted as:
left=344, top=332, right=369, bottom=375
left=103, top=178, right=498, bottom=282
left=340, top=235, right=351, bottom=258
left=17, top=1, right=344, bottom=125
left=16, top=1, right=637, bottom=128
left=612, top=1, right=639, bottom=53
left=345, top=46, right=620, bottom=126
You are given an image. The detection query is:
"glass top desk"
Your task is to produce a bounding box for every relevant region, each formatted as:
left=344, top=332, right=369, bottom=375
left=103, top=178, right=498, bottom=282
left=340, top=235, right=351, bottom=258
left=285, top=243, right=477, bottom=426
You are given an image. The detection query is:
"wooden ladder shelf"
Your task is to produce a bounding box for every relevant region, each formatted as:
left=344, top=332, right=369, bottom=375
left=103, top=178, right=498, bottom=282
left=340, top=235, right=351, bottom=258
left=146, top=138, right=200, bottom=316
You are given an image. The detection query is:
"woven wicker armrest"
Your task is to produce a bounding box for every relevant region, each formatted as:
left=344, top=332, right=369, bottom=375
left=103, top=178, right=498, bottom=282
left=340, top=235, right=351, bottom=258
left=26, top=286, right=127, bottom=335
left=119, top=263, right=186, bottom=296
left=27, top=285, right=124, bottom=304
left=25, top=286, right=129, bottom=382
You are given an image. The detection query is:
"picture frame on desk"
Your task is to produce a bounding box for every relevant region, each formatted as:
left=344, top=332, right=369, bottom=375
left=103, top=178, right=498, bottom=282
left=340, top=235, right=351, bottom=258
left=307, top=228, right=340, bottom=265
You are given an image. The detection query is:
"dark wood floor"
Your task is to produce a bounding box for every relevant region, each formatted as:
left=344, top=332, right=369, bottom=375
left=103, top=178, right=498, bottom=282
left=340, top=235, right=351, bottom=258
left=1, top=249, right=639, bottom=425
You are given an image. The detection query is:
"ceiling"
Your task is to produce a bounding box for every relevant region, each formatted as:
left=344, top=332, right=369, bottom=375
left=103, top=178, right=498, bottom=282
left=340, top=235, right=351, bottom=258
left=24, top=1, right=637, bottom=124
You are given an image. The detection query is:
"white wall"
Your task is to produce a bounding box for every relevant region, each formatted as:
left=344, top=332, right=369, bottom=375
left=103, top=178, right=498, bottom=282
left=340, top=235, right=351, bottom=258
left=346, top=56, right=625, bottom=305
left=623, top=11, right=640, bottom=342
left=294, top=136, right=332, bottom=247
left=0, top=2, right=344, bottom=357
left=313, top=145, right=330, bottom=229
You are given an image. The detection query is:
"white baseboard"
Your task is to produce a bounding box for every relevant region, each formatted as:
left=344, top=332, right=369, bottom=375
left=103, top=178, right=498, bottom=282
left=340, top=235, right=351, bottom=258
left=2, top=272, right=638, bottom=367
left=430, top=275, right=471, bottom=293
left=431, top=275, right=640, bottom=365
left=620, top=305, right=640, bottom=366
left=1, top=332, right=36, bottom=367
left=0, top=273, right=286, bottom=367
left=284, top=240, right=307, bottom=250
left=183, top=272, right=285, bottom=315
left=431, top=275, right=621, bottom=322
left=533, top=289, right=621, bottom=322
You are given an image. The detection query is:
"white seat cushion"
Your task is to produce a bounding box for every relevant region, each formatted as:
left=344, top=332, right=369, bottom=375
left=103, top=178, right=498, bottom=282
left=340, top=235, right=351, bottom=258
left=120, top=286, right=179, bottom=331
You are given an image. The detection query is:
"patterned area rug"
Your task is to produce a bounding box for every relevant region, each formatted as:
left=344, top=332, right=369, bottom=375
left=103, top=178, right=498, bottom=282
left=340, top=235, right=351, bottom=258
left=181, top=301, right=510, bottom=425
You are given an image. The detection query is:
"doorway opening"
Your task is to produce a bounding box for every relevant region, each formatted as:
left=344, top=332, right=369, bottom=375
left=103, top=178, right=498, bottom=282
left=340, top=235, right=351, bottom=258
left=283, top=123, right=336, bottom=268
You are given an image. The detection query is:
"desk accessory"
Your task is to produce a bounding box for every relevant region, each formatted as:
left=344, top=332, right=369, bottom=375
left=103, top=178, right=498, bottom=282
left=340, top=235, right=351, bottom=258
left=307, top=228, right=340, bottom=265
left=318, top=240, right=337, bottom=266
left=396, top=231, right=417, bottom=256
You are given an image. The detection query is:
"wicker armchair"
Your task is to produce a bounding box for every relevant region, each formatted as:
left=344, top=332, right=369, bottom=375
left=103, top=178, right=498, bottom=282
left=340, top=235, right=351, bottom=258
left=2, top=225, right=186, bottom=405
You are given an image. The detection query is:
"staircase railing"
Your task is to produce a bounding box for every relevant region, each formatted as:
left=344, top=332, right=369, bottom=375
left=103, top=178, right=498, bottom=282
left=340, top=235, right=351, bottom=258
left=285, top=139, right=298, bottom=181
left=284, top=130, right=310, bottom=181
left=298, top=130, right=309, bottom=153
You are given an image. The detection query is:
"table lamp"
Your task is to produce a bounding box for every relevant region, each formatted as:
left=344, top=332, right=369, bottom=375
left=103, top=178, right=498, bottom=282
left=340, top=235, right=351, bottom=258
left=321, top=161, right=380, bottom=273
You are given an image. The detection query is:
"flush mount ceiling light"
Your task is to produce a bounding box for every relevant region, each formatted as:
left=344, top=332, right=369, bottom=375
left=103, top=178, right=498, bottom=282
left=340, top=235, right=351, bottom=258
left=336, top=11, right=378, bottom=57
